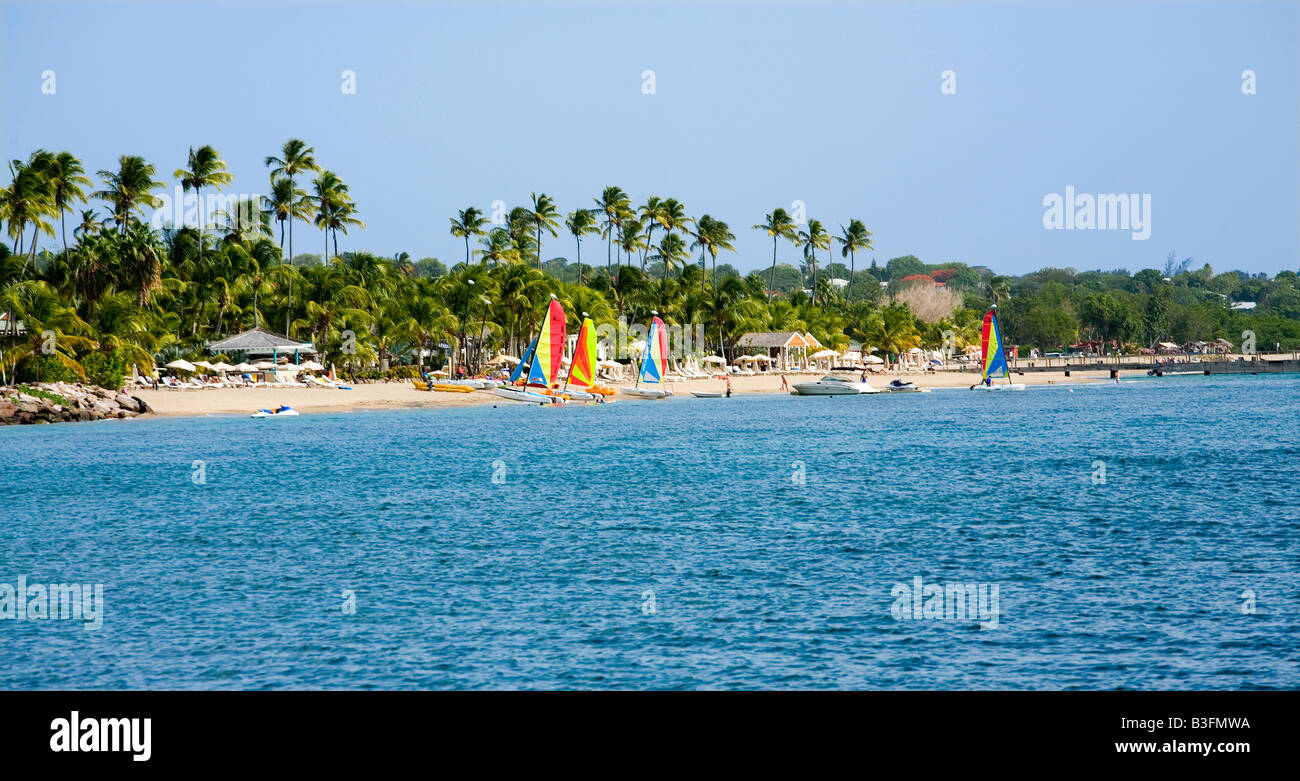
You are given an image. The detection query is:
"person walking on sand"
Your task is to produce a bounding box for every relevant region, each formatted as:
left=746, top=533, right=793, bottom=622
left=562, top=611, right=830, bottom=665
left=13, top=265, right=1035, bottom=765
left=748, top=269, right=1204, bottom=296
left=780, top=374, right=789, bottom=392
left=725, top=375, right=733, bottom=398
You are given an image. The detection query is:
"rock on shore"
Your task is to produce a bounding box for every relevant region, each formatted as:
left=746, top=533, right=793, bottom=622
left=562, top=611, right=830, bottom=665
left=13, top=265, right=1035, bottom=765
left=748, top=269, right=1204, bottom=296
left=0, top=383, right=151, bottom=425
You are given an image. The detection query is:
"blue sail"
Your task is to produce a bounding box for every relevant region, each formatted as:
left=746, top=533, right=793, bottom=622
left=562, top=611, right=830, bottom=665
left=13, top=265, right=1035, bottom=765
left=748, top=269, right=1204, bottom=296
left=510, top=335, right=538, bottom=383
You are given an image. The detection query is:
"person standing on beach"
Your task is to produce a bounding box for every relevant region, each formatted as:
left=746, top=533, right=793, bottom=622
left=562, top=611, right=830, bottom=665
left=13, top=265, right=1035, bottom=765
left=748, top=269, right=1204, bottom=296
left=780, top=375, right=789, bottom=392
left=725, top=375, right=733, bottom=398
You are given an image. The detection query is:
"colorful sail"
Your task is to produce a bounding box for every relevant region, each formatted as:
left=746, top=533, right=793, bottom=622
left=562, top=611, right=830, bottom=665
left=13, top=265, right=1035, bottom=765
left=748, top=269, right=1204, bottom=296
left=568, top=317, right=597, bottom=389
left=527, top=297, right=567, bottom=387
left=981, top=308, right=1009, bottom=379
left=639, top=316, right=668, bottom=384
left=510, top=335, right=538, bottom=383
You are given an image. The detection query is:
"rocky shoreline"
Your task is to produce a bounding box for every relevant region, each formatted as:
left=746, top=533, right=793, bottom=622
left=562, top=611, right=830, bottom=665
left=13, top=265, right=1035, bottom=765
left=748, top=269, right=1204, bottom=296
left=0, top=383, right=152, bottom=425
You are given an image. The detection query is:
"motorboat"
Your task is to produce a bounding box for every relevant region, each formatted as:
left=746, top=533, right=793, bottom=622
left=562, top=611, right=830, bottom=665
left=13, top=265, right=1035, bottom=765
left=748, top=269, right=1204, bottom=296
left=791, top=374, right=879, bottom=395
left=691, top=391, right=724, bottom=398
left=251, top=405, right=299, bottom=418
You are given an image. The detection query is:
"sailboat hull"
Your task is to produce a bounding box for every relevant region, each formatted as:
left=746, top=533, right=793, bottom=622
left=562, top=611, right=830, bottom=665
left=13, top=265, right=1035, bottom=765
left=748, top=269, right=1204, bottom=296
left=492, top=387, right=559, bottom=405
left=970, top=383, right=1026, bottom=391
left=620, top=387, right=673, bottom=399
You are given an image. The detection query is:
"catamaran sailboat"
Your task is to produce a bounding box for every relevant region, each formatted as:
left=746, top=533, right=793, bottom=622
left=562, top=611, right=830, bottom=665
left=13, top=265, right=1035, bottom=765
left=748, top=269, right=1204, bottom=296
left=559, top=313, right=614, bottom=402
left=620, top=313, right=674, bottom=399
left=970, top=306, right=1026, bottom=391
left=493, top=296, right=568, bottom=404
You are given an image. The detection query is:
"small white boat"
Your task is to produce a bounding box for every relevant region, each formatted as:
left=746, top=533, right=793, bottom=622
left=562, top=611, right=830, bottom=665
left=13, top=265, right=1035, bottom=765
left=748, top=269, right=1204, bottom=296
left=969, top=308, right=1027, bottom=392
left=691, top=391, right=724, bottom=398
left=621, top=386, right=673, bottom=399
left=970, top=382, right=1026, bottom=391
left=251, top=405, right=299, bottom=418
left=492, top=387, right=561, bottom=405
left=792, top=374, right=879, bottom=395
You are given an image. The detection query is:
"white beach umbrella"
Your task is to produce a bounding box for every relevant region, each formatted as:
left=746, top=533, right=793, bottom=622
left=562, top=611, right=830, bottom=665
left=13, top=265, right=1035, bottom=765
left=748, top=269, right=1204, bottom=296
left=810, top=349, right=839, bottom=360
left=234, top=362, right=259, bottom=372
left=193, top=360, right=215, bottom=370
left=753, top=354, right=773, bottom=364
left=597, top=360, right=621, bottom=369
left=863, top=355, right=884, bottom=364
left=211, top=361, right=235, bottom=372
left=298, top=360, right=324, bottom=371
left=702, top=355, right=727, bottom=365
left=254, top=360, right=277, bottom=370
left=629, top=340, right=646, bottom=355
left=164, top=359, right=196, bottom=372
left=489, top=355, right=521, bottom=366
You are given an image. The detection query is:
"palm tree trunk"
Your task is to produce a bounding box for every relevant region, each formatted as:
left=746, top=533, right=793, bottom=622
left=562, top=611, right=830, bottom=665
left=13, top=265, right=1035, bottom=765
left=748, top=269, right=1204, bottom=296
left=767, top=236, right=778, bottom=301
left=60, top=208, right=68, bottom=258
left=576, top=239, right=583, bottom=286
left=850, top=250, right=855, bottom=302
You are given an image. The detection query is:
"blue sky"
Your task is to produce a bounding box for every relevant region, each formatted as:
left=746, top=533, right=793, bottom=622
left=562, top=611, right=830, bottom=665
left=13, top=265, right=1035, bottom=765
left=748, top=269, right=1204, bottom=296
left=2, top=0, right=1297, bottom=275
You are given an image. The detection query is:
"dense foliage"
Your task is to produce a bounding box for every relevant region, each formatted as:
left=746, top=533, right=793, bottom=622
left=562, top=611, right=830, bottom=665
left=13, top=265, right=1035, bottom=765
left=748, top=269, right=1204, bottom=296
left=3, top=141, right=1297, bottom=384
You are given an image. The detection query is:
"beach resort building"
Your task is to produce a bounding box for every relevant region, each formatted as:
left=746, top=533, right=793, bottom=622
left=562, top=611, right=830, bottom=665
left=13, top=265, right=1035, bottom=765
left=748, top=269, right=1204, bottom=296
left=735, top=331, right=824, bottom=371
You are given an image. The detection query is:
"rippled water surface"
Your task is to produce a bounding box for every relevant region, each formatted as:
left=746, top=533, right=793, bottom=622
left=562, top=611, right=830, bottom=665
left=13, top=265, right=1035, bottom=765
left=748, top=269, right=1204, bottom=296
left=2, top=375, right=1298, bottom=689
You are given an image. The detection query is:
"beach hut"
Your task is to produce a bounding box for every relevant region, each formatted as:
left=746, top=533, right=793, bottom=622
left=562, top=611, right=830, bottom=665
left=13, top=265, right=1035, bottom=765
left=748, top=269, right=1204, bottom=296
left=735, top=331, right=810, bottom=371
left=208, top=327, right=316, bottom=382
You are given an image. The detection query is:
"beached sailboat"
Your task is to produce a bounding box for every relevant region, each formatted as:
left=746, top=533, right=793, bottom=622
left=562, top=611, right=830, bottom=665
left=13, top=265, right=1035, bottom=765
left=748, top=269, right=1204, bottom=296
left=493, top=296, right=567, bottom=404
left=560, top=313, right=614, bottom=402
left=970, top=306, right=1026, bottom=391
left=621, top=313, right=674, bottom=399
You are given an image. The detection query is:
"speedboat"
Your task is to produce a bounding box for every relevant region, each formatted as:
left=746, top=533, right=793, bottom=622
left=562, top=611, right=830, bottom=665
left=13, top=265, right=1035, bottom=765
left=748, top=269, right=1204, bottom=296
left=883, top=379, right=929, bottom=393
left=791, top=374, right=879, bottom=395
left=251, top=405, right=299, bottom=418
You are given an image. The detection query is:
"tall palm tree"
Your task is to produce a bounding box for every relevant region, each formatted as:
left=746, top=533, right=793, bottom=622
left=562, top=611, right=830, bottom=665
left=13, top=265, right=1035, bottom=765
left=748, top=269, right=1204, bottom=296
left=836, top=219, right=873, bottom=300
left=93, top=155, right=164, bottom=234
left=1, top=155, right=54, bottom=265
left=310, top=170, right=360, bottom=261
left=637, top=196, right=665, bottom=269
left=38, top=151, right=91, bottom=258
left=619, top=218, right=647, bottom=273
left=475, top=227, right=520, bottom=267
left=594, top=186, right=631, bottom=278
left=449, top=206, right=488, bottom=266
left=565, top=208, right=599, bottom=285
left=798, top=219, right=830, bottom=306
left=118, top=221, right=165, bottom=306
left=264, top=175, right=309, bottom=257
left=529, top=192, right=561, bottom=269
left=264, top=139, right=319, bottom=261
left=174, top=145, right=233, bottom=267
left=754, top=208, right=798, bottom=302
left=652, top=232, right=688, bottom=283
left=691, top=214, right=736, bottom=293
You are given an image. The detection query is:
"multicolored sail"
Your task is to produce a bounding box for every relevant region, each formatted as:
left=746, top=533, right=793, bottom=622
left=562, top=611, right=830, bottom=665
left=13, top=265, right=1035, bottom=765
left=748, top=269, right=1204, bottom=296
left=639, top=316, right=668, bottom=384
left=568, top=316, right=597, bottom=389
left=526, top=297, right=567, bottom=387
left=981, top=308, right=1009, bottom=380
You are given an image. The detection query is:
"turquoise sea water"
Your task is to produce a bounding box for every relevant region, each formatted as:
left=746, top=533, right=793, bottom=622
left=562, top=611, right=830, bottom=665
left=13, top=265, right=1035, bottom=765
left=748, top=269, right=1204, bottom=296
left=2, top=375, right=1297, bottom=690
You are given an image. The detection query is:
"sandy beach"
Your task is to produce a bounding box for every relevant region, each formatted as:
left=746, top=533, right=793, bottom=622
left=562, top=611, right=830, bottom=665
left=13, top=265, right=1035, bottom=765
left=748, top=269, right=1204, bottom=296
left=136, top=369, right=1117, bottom=417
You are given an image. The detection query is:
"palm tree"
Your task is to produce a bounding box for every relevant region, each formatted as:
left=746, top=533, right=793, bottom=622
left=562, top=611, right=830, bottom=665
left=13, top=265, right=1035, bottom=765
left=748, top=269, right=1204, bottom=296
left=93, top=155, right=164, bottom=234
left=310, top=170, right=360, bottom=261
left=594, top=186, right=631, bottom=279
left=475, top=227, right=520, bottom=267
left=798, top=219, right=830, bottom=306
left=118, top=220, right=165, bottom=306
left=450, top=206, right=488, bottom=266
left=529, top=193, right=561, bottom=269
left=264, top=175, right=307, bottom=258
left=754, top=208, right=798, bottom=301
left=264, top=139, right=319, bottom=261
left=0, top=155, right=54, bottom=266
left=38, top=151, right=91, bottom=258
left=638, top=196, right=665, bottom=268
left=836, top=219, right=873, bottom=300
left=619, top=218, right=647, bottom=273
left=565, top=209, right=599, bottom=285
left=652, top=232, right=688, bottom=283
left=690, top=215, right=736, bottom=293
left=173, top=145, right=233, bottom=267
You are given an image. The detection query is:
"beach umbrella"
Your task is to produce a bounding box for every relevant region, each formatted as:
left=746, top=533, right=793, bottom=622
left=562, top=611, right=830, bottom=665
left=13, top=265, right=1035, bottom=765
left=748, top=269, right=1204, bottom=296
left=234, top=362, right=259, bottom=372
left=211, top=361, right=234, bottom=371
left=489, top=355, right=521, bottom=366
left=863, top=355, right=884, bottom=364
left=810, top=349, right=839, bottom=359
left=254, top=360, right=277, bottom=370
left=298, top=360, right=324, bottom=371
left=628, top=340, right=646, bottom=355
left=165, top=359, right=196, bottom=373
left=431, top=369, right=450, bottom=377
left=597, top=360, right=621, bottom=369
left=702, top=355, right=727, bottom=365
left=193, top=360, right=215, bottom=370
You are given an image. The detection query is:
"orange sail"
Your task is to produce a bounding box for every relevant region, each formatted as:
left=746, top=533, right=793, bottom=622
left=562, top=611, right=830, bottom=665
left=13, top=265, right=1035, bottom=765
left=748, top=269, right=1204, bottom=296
left=568, top=316, right=597, bottom=389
